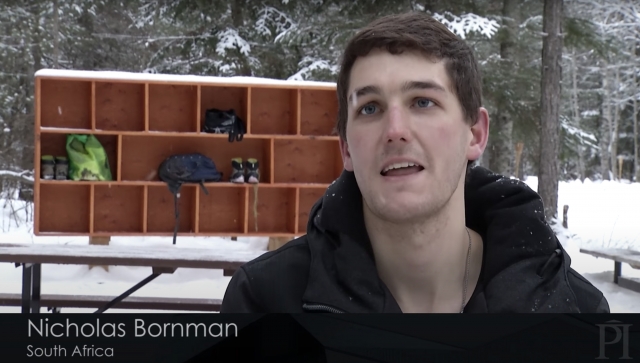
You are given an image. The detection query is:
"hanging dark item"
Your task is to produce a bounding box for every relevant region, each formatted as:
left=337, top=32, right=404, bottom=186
left=158, top=153, right=222, bottom=244
left=202, top=108, right=246, bottom=142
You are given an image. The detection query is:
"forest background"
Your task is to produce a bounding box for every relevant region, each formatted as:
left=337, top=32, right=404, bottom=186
left=1, top=0, right=639, bottom=223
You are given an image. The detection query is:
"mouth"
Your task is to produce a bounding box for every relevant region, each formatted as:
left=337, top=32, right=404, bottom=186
left=380, top=161, right=425, bottom=177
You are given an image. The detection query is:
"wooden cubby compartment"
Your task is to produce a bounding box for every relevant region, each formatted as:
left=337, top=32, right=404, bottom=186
left=34, top=70, right=342, bottom=237
left=94, top=185, right=144, bottom=234
left=39, top=184, right=91, bottom=234
left=201, top=86, right=249, bottom=133
left=150, top=84, right=198, bottom=132
left=300, top=89, right=338, bottom=136
left=40, top=79, right=92, bottom=130
left=120, top=135, right=272, bottom=183
left=39, top=133, right=119, bottom=181
left=198, top=187, right=246, bottom=234
left=95, top=81, right=145, bottom=132
left=247, top=187, right=297, bottom=235
left=274, top=139, right=343, bottom=184
left=147, top=185, right=197, bottom=234
left=250, top=87, right=298, bottom=135
left=298, top=187, right=326, bottom=233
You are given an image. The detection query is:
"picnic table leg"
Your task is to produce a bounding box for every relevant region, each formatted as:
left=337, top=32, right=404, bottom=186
left=614, top=261, right=621, bottom=284
left=21, top=264, right=32, bottom=314
left=31, top=264, right=41, bottom=314
left=94, top=273, right=161, bottom=314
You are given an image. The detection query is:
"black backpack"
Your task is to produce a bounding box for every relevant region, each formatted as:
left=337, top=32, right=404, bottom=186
left=158, top=153, right=222, bottom=244
left=202, top=108, right=246, bottom=142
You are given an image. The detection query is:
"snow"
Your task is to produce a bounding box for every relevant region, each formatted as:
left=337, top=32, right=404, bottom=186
left=432, top=12, right=500, bottom=40
left=216, top=29, right=251, bottom=57
left=0, top=169, right=34, bottom=182
left=526, top=176, right=640, bottom=313
left=288, top=58, right=338, bottom=81
left=0, top=176, right=639, bottom=313
left=0, top=243, right=264, bottom=267
left=34, top=69, right=336, bottom=89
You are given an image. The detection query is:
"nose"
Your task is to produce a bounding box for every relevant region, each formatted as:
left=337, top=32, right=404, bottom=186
left=384, top=105, right=412, bottom=143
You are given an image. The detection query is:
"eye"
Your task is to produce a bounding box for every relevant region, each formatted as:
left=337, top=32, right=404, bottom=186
left=358, top=103, right=378, bottom=115
left=415, top=98, right=434, bottom=108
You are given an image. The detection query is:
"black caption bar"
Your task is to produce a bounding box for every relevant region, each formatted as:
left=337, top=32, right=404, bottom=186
left=0, top=313, right=638, bottom=362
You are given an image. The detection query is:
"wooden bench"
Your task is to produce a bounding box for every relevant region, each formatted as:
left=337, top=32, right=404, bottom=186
left=0, top=293, right=221, bottom=312
left=579, top=247, right=640, bottom=293
left=0, top=243, right=264, bottom=313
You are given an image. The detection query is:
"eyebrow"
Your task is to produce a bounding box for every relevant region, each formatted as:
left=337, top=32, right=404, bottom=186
left=348, top=85, right=381, bottom=103
left=401, top=80, right=447, bottom=93
left=348, top=80, right=447, bottom=103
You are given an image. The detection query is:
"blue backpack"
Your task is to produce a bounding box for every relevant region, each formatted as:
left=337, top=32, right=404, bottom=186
left=158, top=153, right=222, bottom=244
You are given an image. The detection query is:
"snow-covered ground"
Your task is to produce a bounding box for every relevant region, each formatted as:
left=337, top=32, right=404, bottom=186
left=0, top=176, right=638, bottom=313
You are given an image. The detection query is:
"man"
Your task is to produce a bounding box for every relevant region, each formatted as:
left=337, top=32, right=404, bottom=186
left=220, top=12, right=608, bottom=313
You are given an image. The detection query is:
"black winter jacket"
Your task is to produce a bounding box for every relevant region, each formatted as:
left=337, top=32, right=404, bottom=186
left=221, top=166, right=609, bottom=313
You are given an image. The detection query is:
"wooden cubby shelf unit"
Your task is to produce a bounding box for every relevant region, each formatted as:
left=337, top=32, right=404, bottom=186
left=34, top=69, right=342, bottom=237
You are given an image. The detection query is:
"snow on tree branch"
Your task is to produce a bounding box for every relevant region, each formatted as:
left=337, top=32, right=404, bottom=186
left=432, top=12, right=500, bottom=39
left=288, top=57, right=338, bottom=81
left=216, top=29, right=250, bottom=57
left=561, top=115, right=599, bottom=150
left=0, top=170, right=34, bottom=183
left=256, top=6, right=295, bottom=39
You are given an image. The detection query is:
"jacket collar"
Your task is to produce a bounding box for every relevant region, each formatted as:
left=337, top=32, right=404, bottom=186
left=302, top=166, right=581, bottom=313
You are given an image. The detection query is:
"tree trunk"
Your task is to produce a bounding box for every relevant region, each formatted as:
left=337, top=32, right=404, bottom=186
left=599, top=62, right=612, bottom=180
left=570, top=50, right=585, bottom=181
left=634, top=58, right=639, bottom=182
left=538, top=0, right=563, bottom=222
left=488, top=0, right=517, bottom=177
left=52, top=0, right=60, bottom=68
left=610, top=66, right=621, bottom=180
left=23, top=3, right=43, bottom=172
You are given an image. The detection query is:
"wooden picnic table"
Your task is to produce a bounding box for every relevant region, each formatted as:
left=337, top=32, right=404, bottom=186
left=0, top=243, right=264, bottom=314
left=580, top=247, right=640, bottom=293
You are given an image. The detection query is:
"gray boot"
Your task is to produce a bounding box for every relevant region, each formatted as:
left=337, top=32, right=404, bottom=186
left=230, top=157, right=245, bottom=183
left=245, top=158, right=260, bottom=184
left=41, top=156, right=55, bottom=180
left=55, top=156, right=68, bottom=180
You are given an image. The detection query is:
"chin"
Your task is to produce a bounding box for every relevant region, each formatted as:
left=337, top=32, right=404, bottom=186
left=367, top=195, right=442, bottom=224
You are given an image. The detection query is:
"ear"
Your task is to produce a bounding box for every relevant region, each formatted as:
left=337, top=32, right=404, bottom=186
left=467, top=107, right=490, bottom=162
left=339, top=137, right=354, bottom=172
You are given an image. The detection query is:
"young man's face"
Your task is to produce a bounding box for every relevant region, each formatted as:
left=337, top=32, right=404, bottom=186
left=340, top=49, right=488, bottom=223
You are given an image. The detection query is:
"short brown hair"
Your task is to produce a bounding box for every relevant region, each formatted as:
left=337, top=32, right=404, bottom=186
left=335, top=11, right=483, bottom=140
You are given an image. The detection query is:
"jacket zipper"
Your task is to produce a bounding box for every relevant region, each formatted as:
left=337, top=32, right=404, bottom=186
left=302, top=303, right=345, bottom=313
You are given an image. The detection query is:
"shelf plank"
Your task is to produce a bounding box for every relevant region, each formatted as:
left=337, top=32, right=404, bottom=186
left=194, top=187, right=200, bottom=234
left=246, top=87, right=252, bottom=134
left=35, top=69, right=337, bottom=91
left=142, top=186, right=148, bottom=233
left=89, top=185, right=95, bottom=234
left=34, top=231, right=302, bottom=238
left=117, top=134, right=122, bottom=182
left=243, top=187, right=249, bottom=234
left=144, top=83, right=149, bottom=131
left=270, top=138, right=275, bottom=184
left=35, top=77, right=42, bottom=234
left=91, top=81, right=96, bottom=130
left=293, top=89, right=301, bottom=135
left=37, top=180, right=331, bottom=189
left=37, top=127, right=339, bottom=141
left=196, top=85, right=201, bottom=133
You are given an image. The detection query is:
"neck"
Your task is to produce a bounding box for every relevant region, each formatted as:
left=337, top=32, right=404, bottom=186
left=364, top=190, right=472, bottom=313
